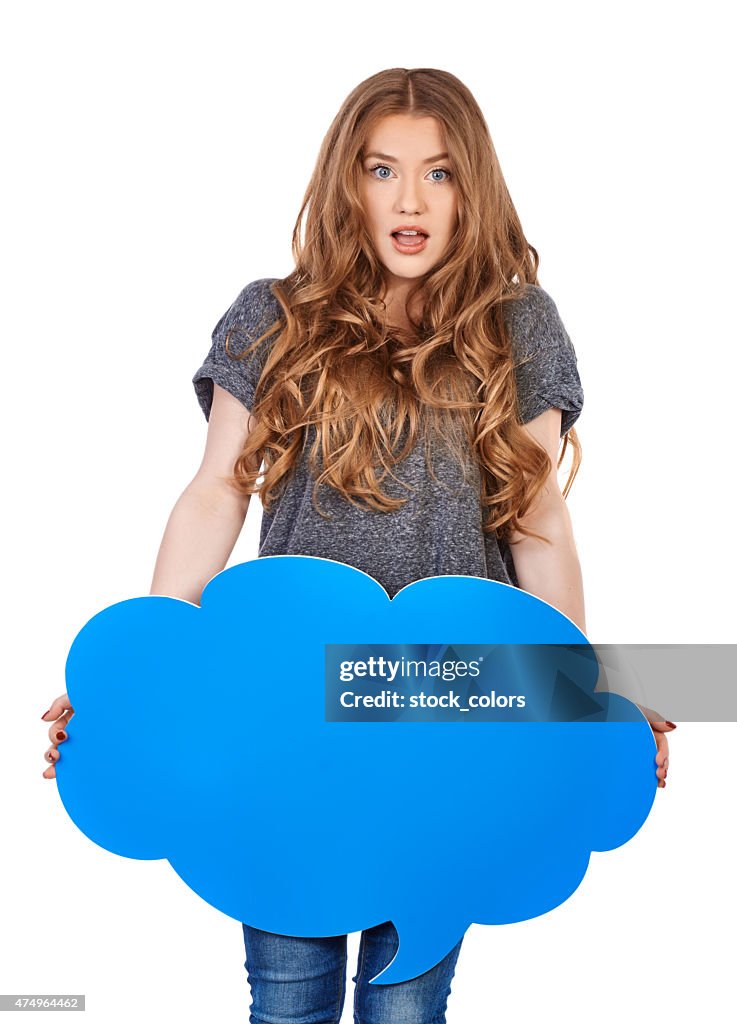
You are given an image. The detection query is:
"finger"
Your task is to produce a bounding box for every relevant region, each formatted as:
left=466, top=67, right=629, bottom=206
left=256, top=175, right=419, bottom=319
left=44, top=747, right=59, bottom=765
left=48, top=719, right=69, bottom=744
left=654, top=732, right=670, bottom=764
left=636, top=705, right=678, bottom=730
left=42, top=763, right=56, bottom=779
left=41, top=694, right=75, bottom=723
left=637, top=703, right=666, bottom=723
left=649, top=719, right=677, bottom=733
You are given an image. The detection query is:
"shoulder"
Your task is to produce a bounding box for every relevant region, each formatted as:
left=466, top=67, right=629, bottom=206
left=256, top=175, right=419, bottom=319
left=501, top=283, right=574, bottom=364
left=500, top=285, right=584, bottom=430
left=218, top=277, right=283, bottom=333
left=502, top=283, right=565, bottom=338
left=512, top=282, right=561, bottom=320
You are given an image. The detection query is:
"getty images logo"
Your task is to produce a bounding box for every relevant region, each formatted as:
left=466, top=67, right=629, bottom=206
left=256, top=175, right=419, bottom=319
left=338, top=654, right=483, bottom=684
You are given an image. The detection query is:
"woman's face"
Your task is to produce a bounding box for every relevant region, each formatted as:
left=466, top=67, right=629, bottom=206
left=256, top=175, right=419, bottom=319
left=359, top=114, right=458, bottom=301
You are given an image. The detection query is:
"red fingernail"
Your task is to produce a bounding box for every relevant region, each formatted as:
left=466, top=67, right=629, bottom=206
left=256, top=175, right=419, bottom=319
left=56, top=731, right=66, bottom=741
left=666, top=721, right=677, bottom=729
left=41, top=710, right=50, bottom=719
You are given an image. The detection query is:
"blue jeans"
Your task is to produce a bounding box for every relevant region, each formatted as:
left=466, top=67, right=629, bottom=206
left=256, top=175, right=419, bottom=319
left=242, top=921, right=463, bottom=1023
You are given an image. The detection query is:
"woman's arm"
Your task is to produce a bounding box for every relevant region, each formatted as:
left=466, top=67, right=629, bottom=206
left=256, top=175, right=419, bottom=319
left=508, top=407, right=587, bottom=635
left=149, top=384, right=258, bottom=605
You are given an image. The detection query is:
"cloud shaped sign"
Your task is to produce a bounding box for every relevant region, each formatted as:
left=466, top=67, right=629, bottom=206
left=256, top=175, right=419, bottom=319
left=57, top=557, right=657, bottom=984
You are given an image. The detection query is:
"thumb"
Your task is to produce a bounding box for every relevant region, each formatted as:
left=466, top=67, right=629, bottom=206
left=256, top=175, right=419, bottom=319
left=635, top=704, right=677, bottom=730
left=41, top=693, right=74, bottom=721
left=649, top=719, right=677, bottom=732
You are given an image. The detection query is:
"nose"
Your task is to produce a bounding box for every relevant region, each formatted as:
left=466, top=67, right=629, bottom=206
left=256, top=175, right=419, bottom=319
left=396, top=177, right=423, bottom=216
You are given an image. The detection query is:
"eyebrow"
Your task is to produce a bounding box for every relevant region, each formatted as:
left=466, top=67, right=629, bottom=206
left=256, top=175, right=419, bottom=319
left=363, top=151, right=450, bottom=164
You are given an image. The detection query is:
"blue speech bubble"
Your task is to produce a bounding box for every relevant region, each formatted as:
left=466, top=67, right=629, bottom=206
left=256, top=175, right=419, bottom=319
left=57, top=556, right=657, bottom=984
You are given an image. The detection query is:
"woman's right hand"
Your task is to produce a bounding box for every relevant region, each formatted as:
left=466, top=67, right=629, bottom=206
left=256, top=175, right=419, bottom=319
left=41, top=693, right=75, bottom=779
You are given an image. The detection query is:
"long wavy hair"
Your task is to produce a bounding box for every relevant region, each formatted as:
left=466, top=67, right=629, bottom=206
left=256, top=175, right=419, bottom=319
left=225, top=67, right=581, bottom=547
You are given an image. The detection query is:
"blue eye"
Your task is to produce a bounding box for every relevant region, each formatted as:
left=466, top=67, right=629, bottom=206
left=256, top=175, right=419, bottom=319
left=367, top=163, right=453, bottom=183
left=369, top=164, right=393, bottom=180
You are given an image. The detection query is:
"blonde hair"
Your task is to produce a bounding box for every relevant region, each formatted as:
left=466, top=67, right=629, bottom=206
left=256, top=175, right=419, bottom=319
left=226, top=67, right=581, bottom=547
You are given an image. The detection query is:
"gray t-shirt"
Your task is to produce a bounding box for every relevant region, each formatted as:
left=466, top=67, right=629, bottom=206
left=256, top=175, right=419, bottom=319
left=192, top=278, right=583, bottom=598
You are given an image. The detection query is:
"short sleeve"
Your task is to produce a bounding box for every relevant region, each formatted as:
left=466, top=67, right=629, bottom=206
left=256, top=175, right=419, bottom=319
left=505, top=284, right=584, bottom=436
left=192, top=277, right=282, bottom=421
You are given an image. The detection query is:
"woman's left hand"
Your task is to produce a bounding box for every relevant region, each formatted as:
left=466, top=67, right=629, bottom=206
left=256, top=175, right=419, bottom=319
left=637, top=704, right=676, bottom=789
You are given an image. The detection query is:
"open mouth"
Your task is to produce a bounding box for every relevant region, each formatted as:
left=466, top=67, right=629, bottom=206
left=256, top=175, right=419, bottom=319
left=391, top=230, right=429, bottom=240
left=390, top=231, right=429, bottom=252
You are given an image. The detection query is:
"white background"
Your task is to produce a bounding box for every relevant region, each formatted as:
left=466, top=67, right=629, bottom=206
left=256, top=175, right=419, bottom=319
left=2, top=0, right=735, bottom=1020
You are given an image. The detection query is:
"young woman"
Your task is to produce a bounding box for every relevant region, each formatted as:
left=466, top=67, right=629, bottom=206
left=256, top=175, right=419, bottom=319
left=41, top=67, right=673, bottom=1023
